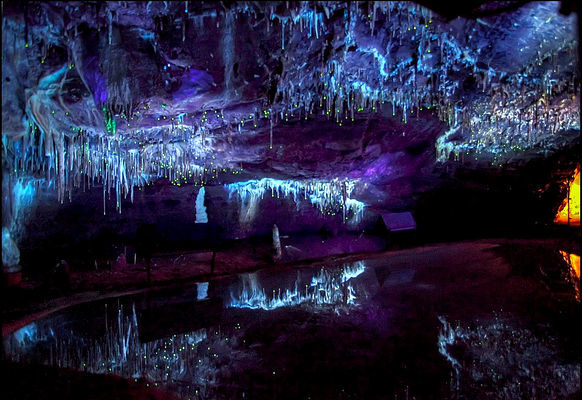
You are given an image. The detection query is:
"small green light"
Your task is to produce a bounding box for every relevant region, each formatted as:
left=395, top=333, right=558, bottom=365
left=161, top=104, right=166, bottom=108
left=25, top=43, right=29, bottom=48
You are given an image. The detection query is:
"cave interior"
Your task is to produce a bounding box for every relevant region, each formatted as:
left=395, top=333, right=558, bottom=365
left=1, top=1, right=580, bottom=399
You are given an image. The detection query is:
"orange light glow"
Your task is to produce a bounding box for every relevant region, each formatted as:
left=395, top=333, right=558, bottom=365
left=555, top=164, right=580, bottom=226
left=560, top=250, right=580, bottom=279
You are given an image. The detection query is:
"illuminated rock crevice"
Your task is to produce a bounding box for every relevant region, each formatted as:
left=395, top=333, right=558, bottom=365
left=555, top=165, right=580, bottom=226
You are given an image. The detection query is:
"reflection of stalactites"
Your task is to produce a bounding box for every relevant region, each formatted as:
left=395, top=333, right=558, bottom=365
left=4, top=303, right=211, bottom=386
left=341, top=260, right=366, bottom=282
left=229, top=261, right=367, bottom=310
left=437, top=315, right=461, bottom=391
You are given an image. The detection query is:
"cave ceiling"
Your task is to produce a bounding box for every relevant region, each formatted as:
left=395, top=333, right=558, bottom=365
left=1, top=1, right=580, bottom=215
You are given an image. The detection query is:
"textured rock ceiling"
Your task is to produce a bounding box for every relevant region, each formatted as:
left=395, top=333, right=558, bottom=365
left=1, top=1, right=579, bottom=223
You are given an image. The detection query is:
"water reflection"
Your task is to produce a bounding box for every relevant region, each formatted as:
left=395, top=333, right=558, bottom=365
left=560, top=250, right=580, bottom=279
left=560, top=250, right=580, bottom=301
left=438, top=313, right=581, bottom=399
left=5, top=301, right=220, bottom=398
left=4, top=260, right=372, bottom=400
left=4, top=253, right=578, bottom=399
left=229, top=261, right=367, bottom=310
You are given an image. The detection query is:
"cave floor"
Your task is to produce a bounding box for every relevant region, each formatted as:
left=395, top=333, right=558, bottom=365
left=2, top=236, right=580, bottom=399
left=2, top=236, right=579, bottom=336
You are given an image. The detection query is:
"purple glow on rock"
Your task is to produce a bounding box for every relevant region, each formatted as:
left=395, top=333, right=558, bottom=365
left=84, top=56, right=108, bottom=105
left=348, top=154, right=395, bottom=180
left=363, top=159, right=392, bottom=178
left=172, top=69, right=215, bottom=101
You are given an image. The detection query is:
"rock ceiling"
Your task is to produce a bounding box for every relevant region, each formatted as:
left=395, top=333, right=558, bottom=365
left=1, top=1, right=579, bottom=218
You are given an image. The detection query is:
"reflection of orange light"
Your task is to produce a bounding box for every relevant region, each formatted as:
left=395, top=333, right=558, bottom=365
left=555, top=164, right=580, bottom=226
left=560, top=250, right=580, bottom=279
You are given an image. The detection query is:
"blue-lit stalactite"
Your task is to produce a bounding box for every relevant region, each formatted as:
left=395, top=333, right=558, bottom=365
left=2, top=176, right=44, bottom=246
left=262, top=1, right=579, bottom=157
left=226, top=178, right=366, bottom=226
left=1, top=1, right=579, bottom=218
left=3, top=119, right=226, bottom=214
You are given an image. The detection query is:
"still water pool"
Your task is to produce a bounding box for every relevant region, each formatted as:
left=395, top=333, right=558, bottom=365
left=4, top=243, right=580, bottom=399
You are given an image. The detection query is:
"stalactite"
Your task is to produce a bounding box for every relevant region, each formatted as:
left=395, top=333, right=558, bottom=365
left=269, top=116, right=273, bottom=149
left=226, top=178, right=365, bottom=224
left=182, top=16, right=186, bottom=42
left=281, top=18, right=286, bottom=49
left=108, top=9, right=113, bottom=45
left=314, top=8, right=319, bottom=39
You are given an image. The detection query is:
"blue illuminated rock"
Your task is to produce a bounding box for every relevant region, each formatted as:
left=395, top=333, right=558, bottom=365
left=2, top=227, right=21, bottom=272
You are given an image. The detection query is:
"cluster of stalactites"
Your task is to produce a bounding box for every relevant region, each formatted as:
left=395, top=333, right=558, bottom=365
left=209, top=2, right=578, bottom=151
left=252, top=1, right=579, bottom=159
left=436, top=70, right=580, bottom=163
left=226, top=177, right=365, bottom=225
left=268, top=1, right=439, bottom=125
left=4, top=122, right=214, bottom=215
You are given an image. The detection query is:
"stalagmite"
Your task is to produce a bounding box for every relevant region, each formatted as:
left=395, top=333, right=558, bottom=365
left=272, top=224, right=282, bottom=261
left=195, top=186, right=208, bottom=223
